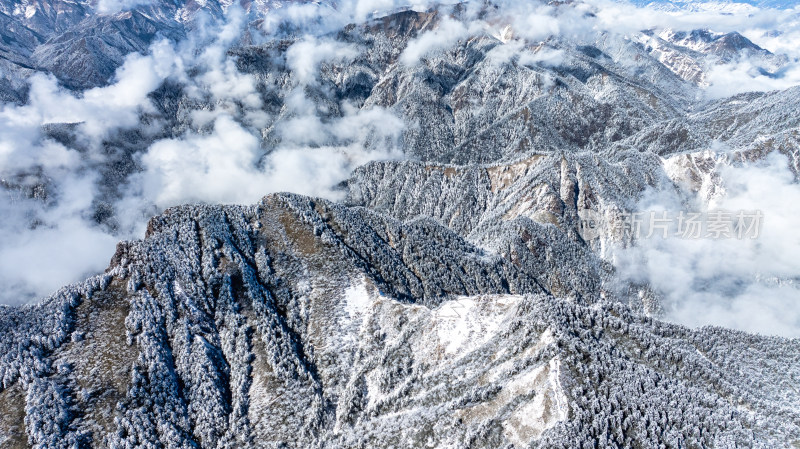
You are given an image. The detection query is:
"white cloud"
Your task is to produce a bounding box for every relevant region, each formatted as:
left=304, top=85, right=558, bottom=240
left=286, top=37, right=359, bottom=85
left=135, top=108, right=402, bottom=210
left=0, top=162, right=118, bottom=305
left=96, top=0, right=154, bottom=15
left=613, top=152, right=800, bottom=337
left=261, top=0, right=441, bottom=36
left=519, top=47, right=565, bottom=67
left=353, top=0, right=399, bottom=22
left=704, top=59, right=800, bottom=98
left=0, top=39, right=187, bottom=305
left=138, top=116, right=266, bottom=207
left=516, top=7, right=561, bottom=42
left=20, top=40, right=180, bottom=144
left=400, top=17, right=475, bottom=66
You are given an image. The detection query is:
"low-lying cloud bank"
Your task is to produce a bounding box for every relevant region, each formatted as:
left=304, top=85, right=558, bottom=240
left=614, top=153, right=800, bottom=338
left=0, top=5, right=405, bottom=305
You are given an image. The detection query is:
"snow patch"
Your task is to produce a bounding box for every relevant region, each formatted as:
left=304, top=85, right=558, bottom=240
left=433, top=296, right=518, bottom=356
left=344, top=278, right=373, bottom=320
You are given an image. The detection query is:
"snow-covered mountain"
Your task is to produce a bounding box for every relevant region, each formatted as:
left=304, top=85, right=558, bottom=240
left=1, top=1, right=800, bottom=448
left=630, top=0, right=799, bottom=10
left=0, top=0, right=296, bottom=91
left=2, top=192, right=799, bottom=447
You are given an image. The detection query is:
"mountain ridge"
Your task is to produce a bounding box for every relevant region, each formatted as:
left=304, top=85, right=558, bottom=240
left=1, top=189, right=798, bottom=447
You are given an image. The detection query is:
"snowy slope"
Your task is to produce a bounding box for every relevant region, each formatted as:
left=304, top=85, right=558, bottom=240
left=1, top=192, right=798, bottom=448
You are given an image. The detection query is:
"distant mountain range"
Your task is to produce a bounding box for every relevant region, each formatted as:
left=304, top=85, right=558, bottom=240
left=630, top=0, right=799, bottom=10
left=0, top=0, right=221, bottom=94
